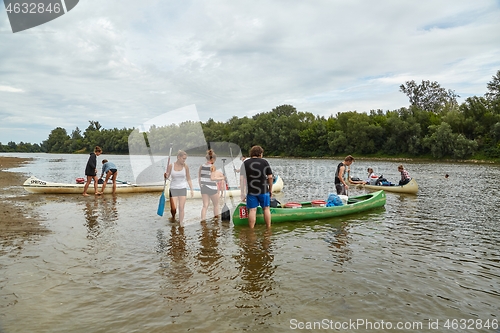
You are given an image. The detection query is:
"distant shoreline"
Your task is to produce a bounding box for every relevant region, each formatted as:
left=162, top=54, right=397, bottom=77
left=265, top=155, right=499, bottom=165
left=2, top=152, right=499, bottom=165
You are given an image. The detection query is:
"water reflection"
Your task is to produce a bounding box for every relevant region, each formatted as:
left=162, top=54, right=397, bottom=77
left=167, top=225, right=192, bottom=283
left=101, top=196, right=118, bottom=222
left=83, top=197, right=118, bottom=240
left=234, top=228, right=276, bottom=298
left=392, top=193, right=419, bottom=216
left=324, top=222, right=351, bottom=265
left=196, top=218, right=223, bottom=281
left=156, top=223, right=193, bottom=306
left=83, top=199, right=99, bottom=239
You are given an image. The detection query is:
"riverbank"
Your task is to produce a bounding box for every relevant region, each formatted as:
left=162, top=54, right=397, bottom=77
left=268, top=155, right=500, bottom=164
left=0, top=156, right=48, bottom=251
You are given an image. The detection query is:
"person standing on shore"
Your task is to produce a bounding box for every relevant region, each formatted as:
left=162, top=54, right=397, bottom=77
left=240, top=145, right=273, bottom=229
left=334, top=155, right=354, bottom=195
left=83, top=146, right=102, bottom=197
left=99, top=159, right=118, bottom=195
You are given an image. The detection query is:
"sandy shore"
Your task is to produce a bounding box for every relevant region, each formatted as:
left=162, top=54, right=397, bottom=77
left=0, top=156, right=48, bottom=249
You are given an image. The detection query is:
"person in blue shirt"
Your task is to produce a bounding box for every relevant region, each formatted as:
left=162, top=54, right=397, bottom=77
left=99, top=159, right=118, bottom=195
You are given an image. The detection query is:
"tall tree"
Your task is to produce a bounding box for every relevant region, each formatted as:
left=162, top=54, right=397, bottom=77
left=44, top=127, right=71, bottom=153
left=400, top=80, right=459, bottom=113
left=486, top=69, right=500, bottom=101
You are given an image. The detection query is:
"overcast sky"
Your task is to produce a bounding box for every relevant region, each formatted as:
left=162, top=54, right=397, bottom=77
left=1, top=0, right=499, bottom=144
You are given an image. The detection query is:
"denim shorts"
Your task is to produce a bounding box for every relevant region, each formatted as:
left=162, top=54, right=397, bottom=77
left=246, top=192, right=271, bottom=209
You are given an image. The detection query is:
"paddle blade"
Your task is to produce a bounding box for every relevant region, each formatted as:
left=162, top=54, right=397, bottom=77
left=157, top=192, right=165, bottom=216
left=221, top=204, right=231, bottom=221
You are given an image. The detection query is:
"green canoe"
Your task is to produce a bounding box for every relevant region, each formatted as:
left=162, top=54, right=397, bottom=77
left=232, top=190, right=386, bottom=226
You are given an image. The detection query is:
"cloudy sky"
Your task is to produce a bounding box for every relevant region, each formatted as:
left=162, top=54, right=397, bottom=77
left=1, top=0, right=499, bottom=144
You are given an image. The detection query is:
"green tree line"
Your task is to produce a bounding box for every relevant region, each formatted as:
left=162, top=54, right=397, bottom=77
left=2, top=70, right=500, bottom=160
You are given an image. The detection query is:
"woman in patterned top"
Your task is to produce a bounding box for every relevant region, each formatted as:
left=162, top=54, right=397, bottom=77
left=398, top=164, right=411, bottom=186
left=198, top=149, right=225, bottom=220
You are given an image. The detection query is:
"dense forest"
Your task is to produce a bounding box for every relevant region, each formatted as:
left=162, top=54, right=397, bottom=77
left=2, top=70, right=500, bottom=161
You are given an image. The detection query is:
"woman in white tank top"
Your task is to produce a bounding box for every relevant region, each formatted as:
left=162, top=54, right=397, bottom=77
left=164, top=150, right=194, bottom=224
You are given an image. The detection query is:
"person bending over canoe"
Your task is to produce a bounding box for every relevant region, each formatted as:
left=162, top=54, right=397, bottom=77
left=83, top=146, right=102, bottom=197
left=240, top=145, right=273, bottom=229
left=335, top=155, right=354, bottom=195
left=398, top=164, right=411, bottom=186
left=99, top=159, right=118, bottom=195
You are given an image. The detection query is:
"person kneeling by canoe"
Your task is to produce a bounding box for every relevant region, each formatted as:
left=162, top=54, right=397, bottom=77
left=397, top=164, right=411, bottom=186
left=99, top=159, right=118, bottom=195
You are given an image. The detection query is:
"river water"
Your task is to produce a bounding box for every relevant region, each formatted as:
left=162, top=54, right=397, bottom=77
left=1, top=153, right=499, bottom=333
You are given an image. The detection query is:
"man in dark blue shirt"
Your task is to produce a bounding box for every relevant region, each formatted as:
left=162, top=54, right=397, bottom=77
left=240, top=145, right=273, bottom=228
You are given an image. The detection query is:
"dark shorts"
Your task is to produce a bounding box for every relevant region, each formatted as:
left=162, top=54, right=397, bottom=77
left=85, top=171, right=96, bottom=177
left=399, top=179, right=410, bottom=186
left=169, top=188, right=187, bottom=197
left=200, top=185, right=218, bottom=196
left=335, top=183, right=347, bottom=195
left=107, top=169, right=117, bottom=175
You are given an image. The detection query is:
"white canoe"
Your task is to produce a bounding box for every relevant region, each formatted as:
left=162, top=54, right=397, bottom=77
left=352, top=178, right=418, bottom=194
left=23, top=176, right=164, bottom=194
left=190, top=174, right=284, bottom=199
left=22, top=175, right=285, bottom=196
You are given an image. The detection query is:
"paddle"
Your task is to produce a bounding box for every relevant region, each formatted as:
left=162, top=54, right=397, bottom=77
left=157, top=143, right=173, bottom=216
left=221, top=158, right=231, bottom=221
left=229, top=147, right=238, bottom=187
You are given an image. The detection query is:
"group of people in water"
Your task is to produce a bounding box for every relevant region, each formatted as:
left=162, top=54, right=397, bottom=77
left=162, top=148, right=229, bottom=224
left=82, top=146, right=413, bottom=228
left=82, top=145, right=274, bottom=228
left=161, top=145, right=273, bottom=227
left=82, top=146, right=119, bottom=197
left=334, top=155, right=412, bottom=195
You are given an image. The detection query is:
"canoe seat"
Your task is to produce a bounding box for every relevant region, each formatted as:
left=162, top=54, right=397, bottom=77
left=311, top=200, right=326, bottom=207
left=284, top=202, right=302, bottom=208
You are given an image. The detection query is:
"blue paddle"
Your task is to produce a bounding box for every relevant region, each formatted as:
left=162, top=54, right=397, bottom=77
left=157, top=144, right=173, bottom=216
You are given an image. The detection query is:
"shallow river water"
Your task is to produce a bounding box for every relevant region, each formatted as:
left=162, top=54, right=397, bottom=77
left=1, top=153, right=499, bottom=333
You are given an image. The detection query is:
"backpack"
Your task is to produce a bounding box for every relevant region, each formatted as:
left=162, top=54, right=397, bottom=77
left=326, top=193, right=343, bottom=207
left=375, top=175, right=388, bottom=186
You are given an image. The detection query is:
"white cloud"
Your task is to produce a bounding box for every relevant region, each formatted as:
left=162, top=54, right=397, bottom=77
left=0, top=86, right=24, bottom=93
left=1, top=0, right=499, bottom=143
